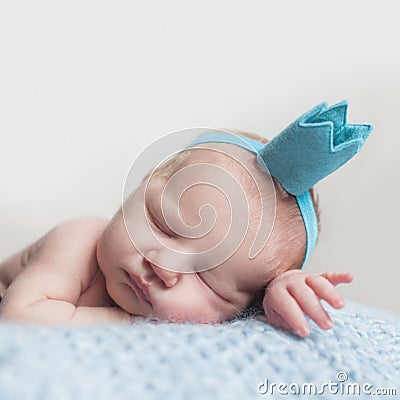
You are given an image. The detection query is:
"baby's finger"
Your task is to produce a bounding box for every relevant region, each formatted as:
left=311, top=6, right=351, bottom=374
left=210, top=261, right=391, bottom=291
left=306, top=274, right=345, bottom=309
left=287, top=284, right=333, bottom=330
left=268, top=289, right=311, bottom=337
left=266, top=308, right=292, bottom=331
left=320, top=272, right=354, bottom=286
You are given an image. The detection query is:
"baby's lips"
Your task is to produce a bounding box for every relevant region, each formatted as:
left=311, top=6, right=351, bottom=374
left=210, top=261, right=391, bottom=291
left=126, top=271, right=153, bottom=305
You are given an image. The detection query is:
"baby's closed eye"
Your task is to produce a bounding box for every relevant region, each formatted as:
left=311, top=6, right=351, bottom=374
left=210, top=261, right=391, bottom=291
left=146, top=203, right=177, bottom=238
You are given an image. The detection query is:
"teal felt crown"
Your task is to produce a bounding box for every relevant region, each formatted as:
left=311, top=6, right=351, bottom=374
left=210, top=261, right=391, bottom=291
left=257, top=100, right=373, bottom=195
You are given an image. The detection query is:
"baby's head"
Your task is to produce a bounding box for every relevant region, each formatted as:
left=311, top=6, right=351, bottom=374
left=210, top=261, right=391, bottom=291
left=97, top=130, right=320, bottom=323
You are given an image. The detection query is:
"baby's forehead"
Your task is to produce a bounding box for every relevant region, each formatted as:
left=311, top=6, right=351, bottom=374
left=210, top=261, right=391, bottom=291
left=147, top=142, right=274, bottom=229
left=149, top=148, right=249, bottom=205
left=152, top=143, right=258, bottom=188
left=183, top=143, right=251, bottom=169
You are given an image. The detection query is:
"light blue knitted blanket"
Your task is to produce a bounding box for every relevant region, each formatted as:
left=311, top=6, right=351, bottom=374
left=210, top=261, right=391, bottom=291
left=0, top=300, right=398, bottom=400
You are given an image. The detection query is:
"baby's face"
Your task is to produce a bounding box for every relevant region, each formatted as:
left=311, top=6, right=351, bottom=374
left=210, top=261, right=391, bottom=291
left=97, top=147, right=276, bottom=323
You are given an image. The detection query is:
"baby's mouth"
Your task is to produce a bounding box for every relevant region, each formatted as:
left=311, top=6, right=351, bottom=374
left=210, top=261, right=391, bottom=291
left=125, top=271, right=152, bottom=306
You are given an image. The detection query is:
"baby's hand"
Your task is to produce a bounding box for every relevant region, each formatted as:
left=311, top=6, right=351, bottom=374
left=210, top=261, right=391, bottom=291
left=263, top=270, right=354, bottom=337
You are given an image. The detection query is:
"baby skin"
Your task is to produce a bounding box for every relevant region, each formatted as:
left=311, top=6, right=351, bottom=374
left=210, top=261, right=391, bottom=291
left=0, top=141, right=353, bottom=337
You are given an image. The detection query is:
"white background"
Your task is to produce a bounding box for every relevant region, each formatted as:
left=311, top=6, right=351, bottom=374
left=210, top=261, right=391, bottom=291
left=0, top=1, right=399, bottom=313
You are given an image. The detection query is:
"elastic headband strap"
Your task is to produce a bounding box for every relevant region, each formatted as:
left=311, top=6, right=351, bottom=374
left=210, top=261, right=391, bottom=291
left=186, top=131, right=318, bottom=269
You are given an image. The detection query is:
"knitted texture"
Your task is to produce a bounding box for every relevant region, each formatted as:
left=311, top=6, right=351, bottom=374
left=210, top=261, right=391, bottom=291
left=0, top=300, right=398, bottom=400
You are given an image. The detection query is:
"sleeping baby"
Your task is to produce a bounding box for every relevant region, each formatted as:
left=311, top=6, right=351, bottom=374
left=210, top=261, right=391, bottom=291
left=0, top=101, right=372, bottom=337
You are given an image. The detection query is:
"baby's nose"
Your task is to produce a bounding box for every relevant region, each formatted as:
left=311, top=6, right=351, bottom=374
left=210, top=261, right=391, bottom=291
left=145, top=258, right=180, bottom=288
left=143, top=247, right=196, bottom=288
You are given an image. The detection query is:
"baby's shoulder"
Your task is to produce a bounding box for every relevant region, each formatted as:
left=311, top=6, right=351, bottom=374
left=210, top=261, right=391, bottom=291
left=51, top=217, right=114, bottom=307
left=0, top=216, right=111, bottom=312
left=28, top=216, right=110, bottom=297
left=52, top=216, right=109, bottom=239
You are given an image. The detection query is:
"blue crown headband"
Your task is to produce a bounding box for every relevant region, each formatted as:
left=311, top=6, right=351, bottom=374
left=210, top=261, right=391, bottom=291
left=186, top=100, right=373, bottom=268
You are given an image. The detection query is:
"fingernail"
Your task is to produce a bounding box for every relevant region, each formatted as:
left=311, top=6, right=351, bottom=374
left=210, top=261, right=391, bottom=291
left=298, top=325, right=310, bottom=336
left=323, top=319, right=333, bottom=329
left=338, top=298, right=345, bottom=308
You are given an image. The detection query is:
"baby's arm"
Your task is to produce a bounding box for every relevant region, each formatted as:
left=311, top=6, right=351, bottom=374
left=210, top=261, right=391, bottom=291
left=0, top=236, right=42, bottom=297
left=0, top=217, right=132, bottom=326
left=263, top=270, right=353, bottom=337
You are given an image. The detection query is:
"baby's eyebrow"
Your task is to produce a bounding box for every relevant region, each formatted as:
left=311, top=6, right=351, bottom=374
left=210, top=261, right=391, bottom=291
left=145, top=184, right=179, bottom=237
left=147, top=204, right=175, bottom=236
left=141, top=171, right=152, bottom=183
